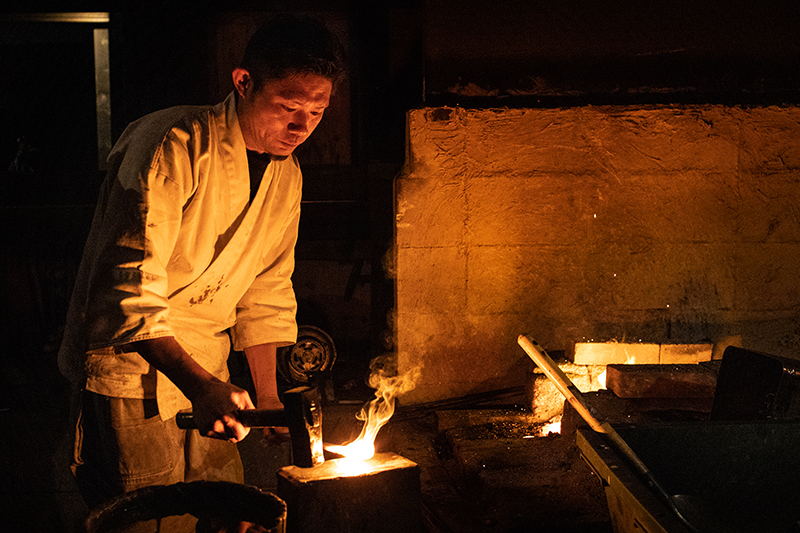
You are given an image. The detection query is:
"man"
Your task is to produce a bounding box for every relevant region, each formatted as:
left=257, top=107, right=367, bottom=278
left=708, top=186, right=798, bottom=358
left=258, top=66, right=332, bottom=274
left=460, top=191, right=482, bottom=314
left=58, top=14, right=344, bottom=511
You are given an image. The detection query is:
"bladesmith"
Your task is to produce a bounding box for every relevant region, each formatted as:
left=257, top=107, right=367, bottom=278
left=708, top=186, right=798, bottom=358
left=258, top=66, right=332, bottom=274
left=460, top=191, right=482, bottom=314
left=58, top=14, right=345, bottom=511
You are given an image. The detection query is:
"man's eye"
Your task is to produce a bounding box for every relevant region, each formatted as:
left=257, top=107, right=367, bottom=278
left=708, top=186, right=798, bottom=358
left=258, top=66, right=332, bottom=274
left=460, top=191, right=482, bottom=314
left=282, top=105, right=296, bottom=112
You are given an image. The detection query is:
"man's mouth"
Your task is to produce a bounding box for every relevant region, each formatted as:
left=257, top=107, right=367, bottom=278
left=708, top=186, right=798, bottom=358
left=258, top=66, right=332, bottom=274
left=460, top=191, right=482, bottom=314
left=281, top=137, right=302, bottom=149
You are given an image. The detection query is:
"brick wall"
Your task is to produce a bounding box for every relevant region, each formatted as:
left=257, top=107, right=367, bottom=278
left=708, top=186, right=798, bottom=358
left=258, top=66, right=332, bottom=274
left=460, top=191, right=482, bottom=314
left=395, top=105, right=800, bottom=404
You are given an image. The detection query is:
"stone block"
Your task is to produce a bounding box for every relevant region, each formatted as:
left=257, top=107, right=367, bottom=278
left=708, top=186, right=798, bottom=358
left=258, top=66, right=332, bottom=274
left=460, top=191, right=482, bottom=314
left=467, top=245, right=584, bottom=315
left=569, top=342, right=660, bottom=365
left=277, top=453, right=422, bottom=533
left=733, top=175, right=800, bottom=242
left=574, top=172, right=740, bottom=246
left=731, top=243, right=800, bottom=311
left=582, top=243, right=737, bottom=311
left=396, top=246, right=466, bottom=314
left=395, top=177, right=466, bottom=248
left=525, top=362, right=606, bottom=421
left=462, top=108, right=596, bottom=174
left=739, top=107, right=800, bottom=173
left=659, top=343, right=713, bottom=364
left=397, top=312, right=533, bottom=405
left=407, top=108, right=468, bottom=175
left=466, top=175, right=587, bottom=247
left=588, top=107, right=739, bottom=173
left=605, top=364, right=717, bottom=399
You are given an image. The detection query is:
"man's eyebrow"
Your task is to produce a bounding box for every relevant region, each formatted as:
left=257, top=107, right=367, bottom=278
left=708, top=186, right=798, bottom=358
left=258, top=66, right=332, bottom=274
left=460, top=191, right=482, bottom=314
left=278, top=96, right=330, bottom=108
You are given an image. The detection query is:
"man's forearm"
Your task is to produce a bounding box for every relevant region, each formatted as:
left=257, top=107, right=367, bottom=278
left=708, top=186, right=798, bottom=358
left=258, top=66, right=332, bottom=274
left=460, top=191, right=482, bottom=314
left=127, top=336, right=253, bottom=441
left=244, top=342, right=281, bottom=408
left=127, top=336, right=215, bottom=402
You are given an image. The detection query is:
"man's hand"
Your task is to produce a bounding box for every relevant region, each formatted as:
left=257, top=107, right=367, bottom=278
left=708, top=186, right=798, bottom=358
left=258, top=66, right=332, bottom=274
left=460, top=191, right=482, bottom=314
left=128, top=336, right=254, bottom=443
left=256, top=394, right=291, bottom=444
left=191, top=377, right=255, bottom=442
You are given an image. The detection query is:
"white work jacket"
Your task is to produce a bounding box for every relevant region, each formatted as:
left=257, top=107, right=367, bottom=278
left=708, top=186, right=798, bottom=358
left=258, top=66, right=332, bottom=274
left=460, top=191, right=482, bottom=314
left=58, top=92, right=301, bottom=419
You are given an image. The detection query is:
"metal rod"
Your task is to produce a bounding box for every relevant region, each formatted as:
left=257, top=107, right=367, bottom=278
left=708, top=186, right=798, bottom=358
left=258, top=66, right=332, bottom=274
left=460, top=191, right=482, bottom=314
left=176, top=408, right=287, bottom=429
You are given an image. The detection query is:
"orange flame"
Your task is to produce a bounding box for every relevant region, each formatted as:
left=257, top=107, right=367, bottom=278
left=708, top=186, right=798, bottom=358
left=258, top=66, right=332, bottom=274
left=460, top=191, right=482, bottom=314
left=326, top=359, right=420, bottom=464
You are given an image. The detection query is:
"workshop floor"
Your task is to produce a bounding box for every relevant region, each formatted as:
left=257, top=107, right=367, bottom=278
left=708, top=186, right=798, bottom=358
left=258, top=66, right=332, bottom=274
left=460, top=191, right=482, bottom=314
left=1, top=372, right=613, bottom=533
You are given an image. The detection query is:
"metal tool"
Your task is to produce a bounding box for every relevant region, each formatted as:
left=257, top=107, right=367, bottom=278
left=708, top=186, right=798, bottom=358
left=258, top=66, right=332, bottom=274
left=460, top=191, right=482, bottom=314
left=176, top=385, right=324, bottom=468
left=518, top=335, right=723, bottom=533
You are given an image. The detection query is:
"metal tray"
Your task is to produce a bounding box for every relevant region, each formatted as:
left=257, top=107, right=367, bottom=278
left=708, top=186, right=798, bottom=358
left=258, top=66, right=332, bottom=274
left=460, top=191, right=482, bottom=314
left=578, top=421, right=800, bottom=533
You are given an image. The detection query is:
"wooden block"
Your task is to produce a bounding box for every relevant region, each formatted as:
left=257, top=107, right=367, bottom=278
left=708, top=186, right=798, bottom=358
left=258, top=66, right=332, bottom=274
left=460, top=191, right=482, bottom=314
left=660, top=343, right=713, bottom=364
left=569, top=342, right=660, bottom=365
left=606, top=364, right=717, bottom=398
left=277, top=453, right=422, bottom=533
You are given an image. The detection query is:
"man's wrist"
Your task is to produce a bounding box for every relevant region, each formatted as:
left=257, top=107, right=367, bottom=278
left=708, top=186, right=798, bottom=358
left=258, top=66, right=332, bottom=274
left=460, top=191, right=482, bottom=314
left=256, top=395, right=284, bottom=409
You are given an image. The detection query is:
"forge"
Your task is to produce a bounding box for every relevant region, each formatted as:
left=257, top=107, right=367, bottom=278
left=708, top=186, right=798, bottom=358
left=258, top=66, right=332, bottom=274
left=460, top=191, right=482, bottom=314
left=388, top=99, right=800, bottom=530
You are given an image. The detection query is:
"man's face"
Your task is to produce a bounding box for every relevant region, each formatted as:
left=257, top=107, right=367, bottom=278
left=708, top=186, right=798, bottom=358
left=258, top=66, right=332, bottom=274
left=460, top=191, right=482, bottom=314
left=235, top=71, right=332, bottom=156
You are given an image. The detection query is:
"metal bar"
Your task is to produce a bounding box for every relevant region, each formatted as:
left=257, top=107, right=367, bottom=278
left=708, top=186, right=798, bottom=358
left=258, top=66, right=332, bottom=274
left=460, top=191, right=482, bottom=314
left=93, top=28, right=111, bottom=171
left=394, top=386, right=526, bottom=420
left=176, top=408, right=287, bottom=429
left=0, top=13, right=109, bottom=23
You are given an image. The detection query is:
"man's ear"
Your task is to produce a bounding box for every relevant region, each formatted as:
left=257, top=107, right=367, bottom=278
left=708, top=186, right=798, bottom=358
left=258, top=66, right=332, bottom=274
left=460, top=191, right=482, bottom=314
left=232, top=68, right=251, bottom=98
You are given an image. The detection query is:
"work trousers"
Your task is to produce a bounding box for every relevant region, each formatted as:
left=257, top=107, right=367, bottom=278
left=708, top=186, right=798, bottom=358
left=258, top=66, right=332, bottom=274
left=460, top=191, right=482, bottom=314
left=71, top=390, right=244, bottom=531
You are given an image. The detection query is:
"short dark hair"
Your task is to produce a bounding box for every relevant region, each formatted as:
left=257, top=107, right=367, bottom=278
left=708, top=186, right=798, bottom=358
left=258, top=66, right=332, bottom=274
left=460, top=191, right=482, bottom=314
left=240, top=14, right=346, bottom=92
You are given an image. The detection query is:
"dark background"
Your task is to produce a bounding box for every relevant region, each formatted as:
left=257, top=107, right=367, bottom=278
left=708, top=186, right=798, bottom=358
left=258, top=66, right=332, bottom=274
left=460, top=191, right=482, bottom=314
left=2, top=0, right=799, bottom=411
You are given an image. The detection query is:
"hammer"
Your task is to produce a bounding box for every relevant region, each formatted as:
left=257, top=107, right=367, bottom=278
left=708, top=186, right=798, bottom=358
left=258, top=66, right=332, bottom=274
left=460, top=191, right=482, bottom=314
left=176, top=385, right=324, bottom=468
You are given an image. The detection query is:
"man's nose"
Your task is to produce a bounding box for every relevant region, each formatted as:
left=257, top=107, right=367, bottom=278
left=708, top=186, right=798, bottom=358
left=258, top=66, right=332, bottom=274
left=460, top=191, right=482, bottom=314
left=288, top=112, right=310, bottom=135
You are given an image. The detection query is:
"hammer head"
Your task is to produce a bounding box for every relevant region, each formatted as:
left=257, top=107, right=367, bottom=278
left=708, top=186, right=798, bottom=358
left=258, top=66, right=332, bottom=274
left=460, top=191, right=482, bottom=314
left=283, top=385, right=324, bottom=468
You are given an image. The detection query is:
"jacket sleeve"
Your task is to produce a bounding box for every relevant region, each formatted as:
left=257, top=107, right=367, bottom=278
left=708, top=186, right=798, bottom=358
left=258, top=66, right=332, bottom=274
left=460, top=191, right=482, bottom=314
left=82, top=124, right=192, bottom=349
left=230, top=172, right=301, bottom=350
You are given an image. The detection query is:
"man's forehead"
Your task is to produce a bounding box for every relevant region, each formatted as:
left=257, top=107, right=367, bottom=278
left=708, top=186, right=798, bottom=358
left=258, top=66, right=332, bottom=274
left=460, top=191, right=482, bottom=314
left=271, top=74, right=332, bottom=102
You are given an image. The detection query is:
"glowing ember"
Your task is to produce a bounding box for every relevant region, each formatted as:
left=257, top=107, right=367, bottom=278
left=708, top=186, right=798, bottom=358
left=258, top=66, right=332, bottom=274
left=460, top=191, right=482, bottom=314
left=332, top=456, right=373, bottom=476
left=329, top=439, right=374, bottom=462
left=326, top=358, right=420, bottom=462
left=522, top=416, right=562, bottom=438
left=598, top=369, right=607, bottom=389
left=540, top=416, right=562, bottom=436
